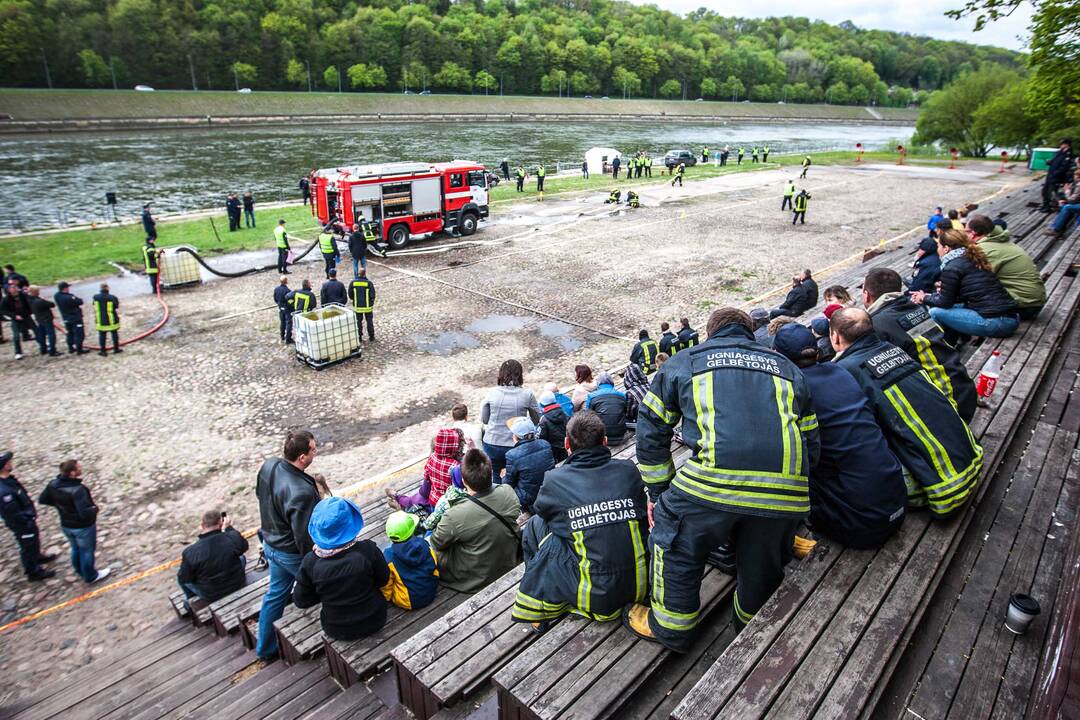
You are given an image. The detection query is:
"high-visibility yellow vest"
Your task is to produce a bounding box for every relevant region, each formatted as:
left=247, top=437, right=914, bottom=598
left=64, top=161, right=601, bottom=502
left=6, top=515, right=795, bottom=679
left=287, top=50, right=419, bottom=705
left=537, top=166, right=546, bottom=177
left=142, top=245, right=158, bottom=274
left=290, top=291, right=314, bottom=313
left=350, top=279, right=374, bottom=314
left=319, top=232, right=334, bottom=255
left=93, top=297, right=119, bottom=331
left=784, top=183, right=795, bottom=197
left=794, top=194, right=809, bottom=212
left=274, top=225, right=288, bottom=249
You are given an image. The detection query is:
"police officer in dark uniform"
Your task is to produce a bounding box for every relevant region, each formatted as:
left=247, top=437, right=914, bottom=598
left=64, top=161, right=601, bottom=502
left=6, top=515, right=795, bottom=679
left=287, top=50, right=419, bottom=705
left=862, top=268, right=977, bottom=422
left=299, top=177, right=311, bottom=205
left=630, top=329, right=660, bottom=373
left=348, top=269, right=376, bottom=341
left=142, top=237, right=160, bottom=293
left=55, top=281, right=87, bottom=354
left=0, top=451, right=57, bottom=581
left=626, top=308, right=819, bottom=648
left=274, top=275, right=292, bottom=344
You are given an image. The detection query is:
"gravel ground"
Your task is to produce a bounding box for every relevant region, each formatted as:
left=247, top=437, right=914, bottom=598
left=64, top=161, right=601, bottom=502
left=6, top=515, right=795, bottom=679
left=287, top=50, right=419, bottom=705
left=0, top=162, right=1026, bottom=702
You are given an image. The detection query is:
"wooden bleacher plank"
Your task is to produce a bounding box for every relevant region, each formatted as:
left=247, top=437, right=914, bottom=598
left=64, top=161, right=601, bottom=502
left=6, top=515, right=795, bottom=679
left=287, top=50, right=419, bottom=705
left=187, top=660, right=327, bottom=719
left=274, top=603, right=325, bottom=666
left=209, top=575, right=270, bottom=636
left=170, top=590, right=192, bottom=621
left=233, top=663, right=334, bottom=720
left=297, top=681, right=384, bottom=720
left=946, top=427, right=1079, bottom=719
left=180, top=656, right=295, bottom=717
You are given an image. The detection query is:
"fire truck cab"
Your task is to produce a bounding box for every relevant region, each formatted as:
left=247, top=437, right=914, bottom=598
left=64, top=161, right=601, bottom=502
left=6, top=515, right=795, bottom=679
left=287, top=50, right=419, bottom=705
left=310, top=160, right=489, bottom=250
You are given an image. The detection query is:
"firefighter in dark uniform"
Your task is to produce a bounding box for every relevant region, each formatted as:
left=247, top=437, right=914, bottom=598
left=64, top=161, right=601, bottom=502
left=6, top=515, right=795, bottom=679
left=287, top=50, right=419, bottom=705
left=658, top=322, right=678, bottom=356
left=674, top=318, right=698, bottom=353
left=671, top=162, right=685, bottom=187
left=625, top=309, right=820, bottom=649
left=275, top=219, right=290, bottom=274
left=93, top=283, right=121, bottom=356
left=536, top=164, right=546, bottom=192
left=0, top=451, right=57, bottom=581
left=142, top=237, right=160, bottom=293
left=792, top=190, right=811, bottom=225
left=141, top=203, right=157, bottom=240
left=830, top=309, right=983, bottom=517
left=513, top=411, right=648, bottom=627
left=630, top=329, right=660, bottom=373
left=626, top=190, right=640, bottom=208
left=862, top=268, right=977, bottom=422
left=605, top=189, right=621, bottom=204
left=287, top=279, right=317, bottom=317
left=516, top=166, right=526, bottom=192
left=348, top=269, right=376, bottom=342
left=274, top=275, right=292, bottom=344
left=800, top=155, right=811, bottom=179
left=319, top=224, right=340, bottom=279
left=363, top=220, right=388, bottom=258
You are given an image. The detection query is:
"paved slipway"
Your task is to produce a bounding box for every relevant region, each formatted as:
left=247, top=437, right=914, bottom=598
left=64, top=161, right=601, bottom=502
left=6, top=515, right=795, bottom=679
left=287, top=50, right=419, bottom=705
left=0, top=162, right=1025, bottom=699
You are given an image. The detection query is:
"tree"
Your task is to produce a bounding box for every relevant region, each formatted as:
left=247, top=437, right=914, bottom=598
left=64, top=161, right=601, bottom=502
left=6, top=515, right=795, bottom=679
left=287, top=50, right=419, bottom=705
left=659, top=79, right=682, bottom=98
left=78, top=49, right=110, bottom=87
left=323, top=66, right=340, bottom=91
left=433, top=61, right=472, bottom=91
left=973, top=79, right=1040, bottom=154
left=231, top=62, right=256, bottom=88
left=700, top=77, right=718, bottom=98
left=914, top=65, right=1020, bottom=156
left=286, top=58, right=307, bottom=88
left=347, top=63, right=387, bottom=90
left=718, top=75, right=744, bottom=101
left=825, top=81, right=849, bottom=105
left=611, top=66, right=641, bottom=97
left=474, top=70, right=497, bottom=94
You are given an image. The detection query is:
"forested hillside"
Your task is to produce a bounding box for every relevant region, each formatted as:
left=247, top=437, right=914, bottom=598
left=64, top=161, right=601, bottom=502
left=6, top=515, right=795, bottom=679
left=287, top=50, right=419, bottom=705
left=0, top=0, right=1021, bottom=105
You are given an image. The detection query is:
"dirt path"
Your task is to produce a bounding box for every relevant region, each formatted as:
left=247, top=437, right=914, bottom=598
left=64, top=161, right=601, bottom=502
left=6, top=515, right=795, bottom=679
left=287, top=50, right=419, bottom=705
left=0, top=162, right=1026, bottom=699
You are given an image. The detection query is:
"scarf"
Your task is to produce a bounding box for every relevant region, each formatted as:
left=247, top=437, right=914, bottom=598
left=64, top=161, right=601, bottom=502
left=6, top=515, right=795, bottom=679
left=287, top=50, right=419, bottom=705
left=939, top=247, right=966, bottom=269
left=314, top=538, right=357, bottom=558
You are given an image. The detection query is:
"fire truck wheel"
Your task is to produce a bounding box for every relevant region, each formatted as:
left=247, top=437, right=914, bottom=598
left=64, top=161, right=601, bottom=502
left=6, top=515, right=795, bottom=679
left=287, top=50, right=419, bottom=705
left=387, top=224, right=410, bottom=250
left=460, top=212, right=478, bottom=236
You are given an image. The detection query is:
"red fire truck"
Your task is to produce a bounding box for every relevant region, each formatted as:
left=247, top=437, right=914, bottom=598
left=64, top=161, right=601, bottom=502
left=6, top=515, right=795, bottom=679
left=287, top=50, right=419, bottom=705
left=310, top=160, right=490, bottom=250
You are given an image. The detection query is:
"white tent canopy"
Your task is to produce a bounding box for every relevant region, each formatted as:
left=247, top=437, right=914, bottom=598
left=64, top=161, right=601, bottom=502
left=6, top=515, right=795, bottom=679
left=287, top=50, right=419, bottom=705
left=584, top=146, right=621, bottom=173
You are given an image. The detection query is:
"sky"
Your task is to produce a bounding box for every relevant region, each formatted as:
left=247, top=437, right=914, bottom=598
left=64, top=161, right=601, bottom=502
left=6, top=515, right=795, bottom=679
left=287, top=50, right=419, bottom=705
left=634, top=0, right=1034, bottom=51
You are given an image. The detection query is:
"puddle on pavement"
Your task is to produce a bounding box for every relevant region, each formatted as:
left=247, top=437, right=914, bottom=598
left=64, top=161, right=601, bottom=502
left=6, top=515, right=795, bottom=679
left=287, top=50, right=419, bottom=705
left=538, top=320, right=584, bottom=351
left=467, top=315, right=531, bottom=333
left=408, top=331, right=481, bottom=355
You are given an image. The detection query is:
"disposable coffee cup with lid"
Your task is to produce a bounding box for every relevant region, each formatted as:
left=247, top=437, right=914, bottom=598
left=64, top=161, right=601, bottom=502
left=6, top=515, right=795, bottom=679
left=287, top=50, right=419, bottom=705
left=1004, top=593, right=1040, bottom=635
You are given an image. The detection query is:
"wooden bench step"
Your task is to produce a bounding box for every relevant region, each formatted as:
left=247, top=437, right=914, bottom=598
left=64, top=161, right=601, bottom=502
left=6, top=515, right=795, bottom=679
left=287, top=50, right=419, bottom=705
left=274, top=603, right=325, bottom=666
left=494, top=568, right=733, bottom=720
left=209, top=574, right=271, bottom=637
left=325, top=586, right=468, bottom=687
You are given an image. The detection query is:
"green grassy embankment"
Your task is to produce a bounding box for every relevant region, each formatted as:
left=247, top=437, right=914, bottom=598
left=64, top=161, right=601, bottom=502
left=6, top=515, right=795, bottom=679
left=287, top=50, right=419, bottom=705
left=0, top=88, right=918, bottom=123
left=4, top=150, right=985, bottom=285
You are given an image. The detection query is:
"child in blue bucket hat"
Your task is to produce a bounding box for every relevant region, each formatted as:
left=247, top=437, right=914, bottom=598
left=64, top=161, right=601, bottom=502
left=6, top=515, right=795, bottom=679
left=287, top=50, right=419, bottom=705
left=293, top=497, right=391, bottom=641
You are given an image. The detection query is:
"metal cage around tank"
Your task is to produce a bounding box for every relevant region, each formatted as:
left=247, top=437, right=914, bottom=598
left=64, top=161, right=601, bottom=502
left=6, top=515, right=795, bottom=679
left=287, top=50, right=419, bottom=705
left=292, top=303, right=361, bottom=369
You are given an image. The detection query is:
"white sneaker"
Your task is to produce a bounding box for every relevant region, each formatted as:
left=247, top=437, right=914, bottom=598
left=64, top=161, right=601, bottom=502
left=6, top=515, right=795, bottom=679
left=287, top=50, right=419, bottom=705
left=14, top=354, right=22, bottom=360
left=91, top=567, right=112, bottom=583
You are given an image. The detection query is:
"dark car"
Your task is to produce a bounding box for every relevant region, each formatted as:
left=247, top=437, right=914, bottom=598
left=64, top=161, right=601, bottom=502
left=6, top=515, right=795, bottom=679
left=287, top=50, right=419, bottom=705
left=663, top=150, right=698, bottom=170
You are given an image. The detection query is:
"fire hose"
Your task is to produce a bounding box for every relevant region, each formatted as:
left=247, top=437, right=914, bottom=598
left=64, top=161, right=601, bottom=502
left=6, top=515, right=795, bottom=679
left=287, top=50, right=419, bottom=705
left=174, top=234, right=321, bottom=279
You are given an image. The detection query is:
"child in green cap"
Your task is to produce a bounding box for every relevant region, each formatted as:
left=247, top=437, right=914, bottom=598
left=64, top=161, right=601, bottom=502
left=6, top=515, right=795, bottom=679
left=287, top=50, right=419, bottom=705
left=381, top=510, right=439, bottom=610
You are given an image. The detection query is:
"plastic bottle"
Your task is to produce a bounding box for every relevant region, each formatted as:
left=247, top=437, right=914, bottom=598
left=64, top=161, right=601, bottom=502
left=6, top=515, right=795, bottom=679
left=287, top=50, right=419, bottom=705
left=976, top=350, right=1002, bottom=398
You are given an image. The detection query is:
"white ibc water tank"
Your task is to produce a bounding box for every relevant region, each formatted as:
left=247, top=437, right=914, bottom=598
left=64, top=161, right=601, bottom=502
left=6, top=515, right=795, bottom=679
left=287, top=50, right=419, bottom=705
left=158, top=246, right=202, bottom=287
left=293, top=304, right=360, bottom=367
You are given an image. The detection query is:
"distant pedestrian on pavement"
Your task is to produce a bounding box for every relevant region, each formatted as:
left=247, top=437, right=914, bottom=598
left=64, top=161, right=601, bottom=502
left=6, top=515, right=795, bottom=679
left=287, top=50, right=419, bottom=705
left=1, top=284, right=34, bottom=360
left=0, top=451, right=57, bottom=582
left=243, top=191, right=256, bottom=228
left=500, top=159, right=511, bottom=181
left=28, top=286, right=59, bottom=356
left=800, top=155, right=812, bottom=179
left=54, top=282, right=87, bottom=354
left=141, top=203, right=157, bottom=240
left=582, top=160, right=589, bottom=179
left=93, top=283, right=122, bottom=356
left=348, top=222, right=367, bottom=276
left=255, top=430, right=322, bottom=661
left=274, top=220, right=290, bottom=274
left=39, top=459, right=111, bottom=584
left=612, top=156, right=621, bottom=179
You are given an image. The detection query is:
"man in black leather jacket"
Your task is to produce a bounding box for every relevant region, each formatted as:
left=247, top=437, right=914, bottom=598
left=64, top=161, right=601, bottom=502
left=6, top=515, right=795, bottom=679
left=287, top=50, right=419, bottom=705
left=254, top=430, right=321, bottom=660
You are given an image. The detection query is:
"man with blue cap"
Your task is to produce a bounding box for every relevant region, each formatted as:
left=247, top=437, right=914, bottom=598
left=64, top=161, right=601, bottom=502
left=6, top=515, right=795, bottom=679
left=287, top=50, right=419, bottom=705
left=293, top=496, right=389, bottom=641
left=503, top=416, right=555, bottom=515
left=772, top=324, right=907, bottom=548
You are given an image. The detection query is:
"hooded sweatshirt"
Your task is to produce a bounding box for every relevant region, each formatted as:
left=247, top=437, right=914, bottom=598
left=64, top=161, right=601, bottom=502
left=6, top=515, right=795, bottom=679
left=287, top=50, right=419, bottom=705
left=382, top=535, right=439, bottom=610
left=422, top=429, right=461, bottom=506
left=977, top=226, right=1047, bottom=309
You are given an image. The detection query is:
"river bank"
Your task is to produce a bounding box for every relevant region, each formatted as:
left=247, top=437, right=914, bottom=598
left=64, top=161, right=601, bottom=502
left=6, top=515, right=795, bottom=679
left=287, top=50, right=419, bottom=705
left=0, top=89, right=917, bottom=133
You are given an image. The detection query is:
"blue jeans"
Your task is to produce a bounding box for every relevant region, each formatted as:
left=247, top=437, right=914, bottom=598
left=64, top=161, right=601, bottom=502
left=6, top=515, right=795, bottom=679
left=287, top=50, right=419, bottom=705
left=34, top=323, right=56, bottom=354
left=1052, top=203, right=1080, bottom=233
left=255, top=543, right=303, bottom=659
left=483, top=441, right=511, bottom=483
left=244, top=209, right=256, bottom=227
left=351, top=255, right=367, bottom=277
left=62, top=525, right=97, bottom=582
left=929, top=305, right=1019, bottom=339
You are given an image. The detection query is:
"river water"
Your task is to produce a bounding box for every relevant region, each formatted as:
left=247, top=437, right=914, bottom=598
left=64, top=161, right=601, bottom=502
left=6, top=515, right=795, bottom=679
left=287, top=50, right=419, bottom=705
left=0, top=121, right=911, bottom=231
